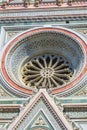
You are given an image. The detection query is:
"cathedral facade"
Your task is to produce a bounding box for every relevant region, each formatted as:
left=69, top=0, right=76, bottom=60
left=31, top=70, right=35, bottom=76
left=0, top=0, right=87, bottom=130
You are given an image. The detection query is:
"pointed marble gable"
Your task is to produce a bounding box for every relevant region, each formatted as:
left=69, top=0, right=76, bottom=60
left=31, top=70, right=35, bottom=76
left=28, top=110, right=54, bottom=130
left=7, top=89, right=73, bottom=130
left=31, top=111, right=49, bottom=127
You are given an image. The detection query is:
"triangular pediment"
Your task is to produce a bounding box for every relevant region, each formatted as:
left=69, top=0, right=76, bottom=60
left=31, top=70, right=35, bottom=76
left=28, top=110, right=54, bottom=130
left=32, top=111, right=49, bottom=127
left=7, top=89, right=73, bottom=130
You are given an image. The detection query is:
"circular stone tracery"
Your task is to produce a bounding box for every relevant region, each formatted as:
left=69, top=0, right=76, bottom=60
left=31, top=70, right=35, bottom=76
left=40, top=68, right=54, bottom=78
left=21, top=54, right=73, bottom=89
left=1, top=27, right=87, bottom=97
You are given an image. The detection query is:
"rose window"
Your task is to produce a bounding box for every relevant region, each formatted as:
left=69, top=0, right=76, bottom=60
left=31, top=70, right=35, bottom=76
left=21, top=54, right=73, bottom=89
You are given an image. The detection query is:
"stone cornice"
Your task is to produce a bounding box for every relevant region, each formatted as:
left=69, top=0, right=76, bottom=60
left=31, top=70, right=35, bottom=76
left=0, top=6, right=87, bottom=24
left=63, top=103, right=87, bottom=108
left=0, top=15, right=87, bottom=25
left=0, top=105, right=20, bottom=112
left=0, top=6, right=87, bottom=18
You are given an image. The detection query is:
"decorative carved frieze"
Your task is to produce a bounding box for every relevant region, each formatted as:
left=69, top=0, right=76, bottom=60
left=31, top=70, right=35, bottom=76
left=0, top=0, right=87, bottom=9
